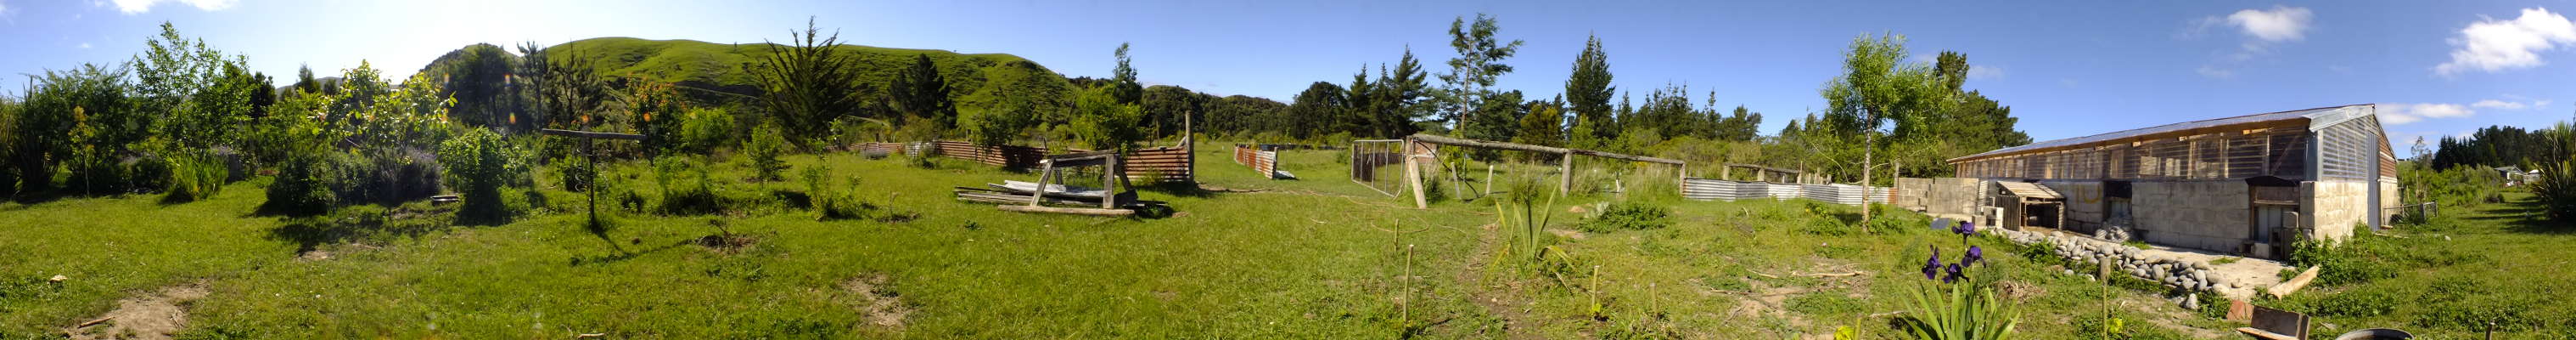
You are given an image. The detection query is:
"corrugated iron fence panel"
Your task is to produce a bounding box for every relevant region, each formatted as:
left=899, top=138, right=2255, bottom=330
left=1683, top=178, right=1894, bottom=206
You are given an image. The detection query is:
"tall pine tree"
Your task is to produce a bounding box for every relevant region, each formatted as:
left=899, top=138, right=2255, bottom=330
left=1435, top=14, right=1524, bottom=137
left=1564, top=34, right=1616, bottom=144
left=890, top=54, right=955, bottom=128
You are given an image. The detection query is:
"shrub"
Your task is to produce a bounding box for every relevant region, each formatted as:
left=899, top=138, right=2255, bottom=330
left=1069, top=88, right=1145, bottom=153
left=804, top=163, right=873, bottom=220
left=557, top=156, right=592, bottom=192
left=163, top=150, right=227, bottom=202
left=2531, top=157, right=2576, bottom=224
left=678, top=108, right=736, bottom=153
left=654, top=156, right=724, bottom=215
left=748, top=124, right=789, bottom=181
left=2529, top=123, right=2576, bottom=224
left=343, top=149, right=445, bottom=206
left=439, top=129, right=529, bottom=223
left=126, top=153, right=174, bottom=194
left=65, top=150, right=133, bottom=195
left=1580, top=202, right=1671, bottom=233
left=262, top=154, right=340, bottom=216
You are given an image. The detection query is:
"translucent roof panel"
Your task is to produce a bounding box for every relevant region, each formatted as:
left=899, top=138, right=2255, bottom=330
left=1947, top=105, right=2371, bottom=163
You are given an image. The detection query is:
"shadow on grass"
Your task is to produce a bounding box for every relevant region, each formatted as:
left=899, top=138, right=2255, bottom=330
left=1136, top=181, right=1220, bottom=198
left=2476, top=196, right=2576, bottom=235
left=6, top=188, right=113, bottom=207
left=265, top=203, right=459, bottom=255
left=569, top=238, right=688, bottom=266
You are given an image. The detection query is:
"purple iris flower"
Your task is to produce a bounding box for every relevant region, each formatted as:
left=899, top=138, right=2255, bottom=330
left=1942, top=263, right=1965, bottom=283
left=1954, top=221, right=1978, bottom=235
left=1965, top=246, right=1984, bottom=266
left=1922, top=247, right=1944, bottom=280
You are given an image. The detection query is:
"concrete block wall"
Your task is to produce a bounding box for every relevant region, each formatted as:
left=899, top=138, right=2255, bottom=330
left=1895, top=178, right=1928, bottom=210
left=2040, top=180, right=2107, bottom=226
left=1924, top=178, right=1985, bottom=218
left=2305, top=181, right=2368, bottom=244
left=2131, top=181, right=2251, bottom=252
left=2379, top=178, right=2400, bottom=226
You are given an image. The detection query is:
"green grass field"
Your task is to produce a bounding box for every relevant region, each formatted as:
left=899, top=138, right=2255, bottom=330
left=3, top=143, right=2570, bottom=338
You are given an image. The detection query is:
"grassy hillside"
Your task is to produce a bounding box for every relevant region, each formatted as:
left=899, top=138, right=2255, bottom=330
left=541, top=37, right=1060, bottom=105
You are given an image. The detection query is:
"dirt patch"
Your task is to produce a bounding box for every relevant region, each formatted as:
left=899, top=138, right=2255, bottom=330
left=1547, top=229, right=1587, bottom=241
left=1454, top=223, right=1542, bottom=340
left=1993, top=280, right=2044, bottom=302
left=296, top=249, right=332, bottom=261
left=67, top=283, right=208, bottom=340
left=840, top=274, right=910, bottom=332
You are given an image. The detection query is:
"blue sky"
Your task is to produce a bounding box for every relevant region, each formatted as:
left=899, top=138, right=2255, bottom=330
left=3, top=0, right=2573, bottom=157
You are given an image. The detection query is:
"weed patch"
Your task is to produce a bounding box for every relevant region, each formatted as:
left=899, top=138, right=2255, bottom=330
left=1579, top=202, right=1671, bottom=233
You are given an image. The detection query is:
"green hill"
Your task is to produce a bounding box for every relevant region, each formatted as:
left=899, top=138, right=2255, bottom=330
left=542, top=37, right=1063, bottom=105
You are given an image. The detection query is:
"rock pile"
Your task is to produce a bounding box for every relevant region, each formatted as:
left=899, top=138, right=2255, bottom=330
left=2093, top=224, right=2133, bottom=242
left=1990, top=228, right=2259, bottom=302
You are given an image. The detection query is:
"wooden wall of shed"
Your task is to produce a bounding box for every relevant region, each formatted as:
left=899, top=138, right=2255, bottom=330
left=1950, top=126, right=2311, bottom=181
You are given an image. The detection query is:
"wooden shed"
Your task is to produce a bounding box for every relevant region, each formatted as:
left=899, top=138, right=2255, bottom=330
left=1945, top=105, right=2398, bottom=256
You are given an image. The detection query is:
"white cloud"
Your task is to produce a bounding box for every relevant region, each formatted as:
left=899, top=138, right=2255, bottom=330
left=2435, top=8, right=2576, bottom=76
left=2228, top=6, right=2314, bottom=42
left=2472, top=99, right=2528, bottom=110
left=2196, top=65, right=2236, bottom=78
left=2191, top=7, right=2312, bottom=78
left=109, top=0, right=234, bottom=14
left=1967, top=65, right=2004, bottom=80
left=2379, top=103, right=2477, bottom=125
left=2540, top=99, right=2556, bottom=108
left=76, top=42, right=91, bottom=48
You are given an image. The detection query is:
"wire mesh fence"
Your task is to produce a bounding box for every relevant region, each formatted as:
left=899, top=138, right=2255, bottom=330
left=1350, top=139, right=1406, bottom=196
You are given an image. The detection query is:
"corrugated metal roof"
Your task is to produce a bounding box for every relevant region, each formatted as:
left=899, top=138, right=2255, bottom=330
left=1947, top=104, right=2375, bottom=163
left=1996, top=182, right=2062, bottom=199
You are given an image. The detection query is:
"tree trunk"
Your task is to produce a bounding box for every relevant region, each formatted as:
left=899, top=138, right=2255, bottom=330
left=1862, top=133, right=1873, bottom=234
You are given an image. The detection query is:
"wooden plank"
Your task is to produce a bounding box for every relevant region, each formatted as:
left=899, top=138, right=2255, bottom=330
left=2235, top=328, right=2298, bottom=340
left=998, top=205, right=1135, bottom=216
left=2268, top=266, right=2321, bottom=298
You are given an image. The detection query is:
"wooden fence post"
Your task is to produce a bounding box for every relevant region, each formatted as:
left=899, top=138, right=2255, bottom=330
left=1559, top=152, right=1575, bottom=193
left=1406, top=139, right=1428, bottom=208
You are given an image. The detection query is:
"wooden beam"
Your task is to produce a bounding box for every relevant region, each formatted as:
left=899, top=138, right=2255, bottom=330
left=539, top=128, right=645, bottom=140
left=998, top=205, right=1135, bottom=216
left=1406, top=133, right=1684, bottom=165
